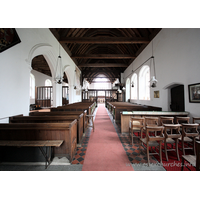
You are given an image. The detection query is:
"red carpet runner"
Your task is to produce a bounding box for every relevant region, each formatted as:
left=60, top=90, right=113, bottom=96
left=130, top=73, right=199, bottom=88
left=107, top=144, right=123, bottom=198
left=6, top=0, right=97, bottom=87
left=82, top=104, right=134, bottom=171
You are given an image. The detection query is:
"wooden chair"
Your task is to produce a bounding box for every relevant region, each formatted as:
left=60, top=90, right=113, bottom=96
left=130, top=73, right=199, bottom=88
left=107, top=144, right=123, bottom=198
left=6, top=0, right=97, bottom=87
left=163, top=124, right=182, bottom=161
left=129, top=117, right=144, bottom=145
left=193, top=117, right=200, bottom=140
left=181, top=141, right=200, bottom=171
left=179, top=123, right=199, bottom=155
left=140, top=126, right=164, bottom=166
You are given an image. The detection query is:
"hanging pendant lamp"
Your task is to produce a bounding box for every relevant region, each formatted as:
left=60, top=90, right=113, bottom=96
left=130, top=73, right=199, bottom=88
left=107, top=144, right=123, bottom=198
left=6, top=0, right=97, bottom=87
left=54, top=45, right=64, bottom=84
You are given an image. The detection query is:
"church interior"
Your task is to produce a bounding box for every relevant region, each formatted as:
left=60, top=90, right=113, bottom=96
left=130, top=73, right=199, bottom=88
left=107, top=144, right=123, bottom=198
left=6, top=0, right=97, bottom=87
left=1, top=3, right=199, bottom=200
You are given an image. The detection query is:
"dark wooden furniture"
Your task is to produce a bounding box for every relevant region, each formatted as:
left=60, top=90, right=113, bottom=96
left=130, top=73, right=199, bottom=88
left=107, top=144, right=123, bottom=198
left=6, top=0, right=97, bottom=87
left=140, top=126, right=164, bottom=166
left=181, top=141, right=200, bottom=171
left=107, top=102, right=162, bottom=122
left=0, top=121, right=77, bottom=162
left=10, top=115, right=84, bottom=145
left=52, top=102, right=96, bottom=115
left=129, top=117, right=144, bottom=145
left=0, top=140, right=63, bottom=169
left=29, top=110, right=87, bottom=133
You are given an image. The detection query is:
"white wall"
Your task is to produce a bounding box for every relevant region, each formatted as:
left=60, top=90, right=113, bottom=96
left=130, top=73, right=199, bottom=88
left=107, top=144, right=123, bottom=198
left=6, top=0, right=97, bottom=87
left=0, top=28, right=81, bottom=123
left=122, top=28, right=200, bottom=118
left=31, top=69, right=52, bottom=87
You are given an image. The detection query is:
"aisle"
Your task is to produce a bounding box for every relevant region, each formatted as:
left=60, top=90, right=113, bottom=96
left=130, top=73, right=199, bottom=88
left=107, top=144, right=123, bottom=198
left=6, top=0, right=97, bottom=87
left=82, top=104, right=134, bottom=171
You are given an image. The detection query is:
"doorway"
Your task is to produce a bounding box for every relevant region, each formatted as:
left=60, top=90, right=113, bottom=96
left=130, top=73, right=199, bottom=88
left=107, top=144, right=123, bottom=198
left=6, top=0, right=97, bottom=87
left=170, top=85, right=185, bottom=111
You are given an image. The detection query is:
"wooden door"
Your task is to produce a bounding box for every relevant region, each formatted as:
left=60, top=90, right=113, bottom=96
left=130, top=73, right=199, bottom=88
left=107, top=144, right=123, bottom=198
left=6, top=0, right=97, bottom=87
left=170, top=85, right=185, bottom=111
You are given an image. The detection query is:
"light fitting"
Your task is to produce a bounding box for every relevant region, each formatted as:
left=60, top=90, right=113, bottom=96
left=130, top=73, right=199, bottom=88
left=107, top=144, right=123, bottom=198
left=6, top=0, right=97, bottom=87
left=54, top=45, right=64, bottom=84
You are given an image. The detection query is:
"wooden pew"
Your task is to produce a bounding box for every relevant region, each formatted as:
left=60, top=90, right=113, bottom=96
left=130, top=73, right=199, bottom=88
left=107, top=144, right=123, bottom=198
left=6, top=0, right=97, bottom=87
left=107, top=102, right=162, bottom=122
left=53, top=102, right=96, bottom=115
left=0, top=121, right=77, bottom=162
left=29, top=110, right=87, bottom=133
left=10, top=115, right=84, bottom=145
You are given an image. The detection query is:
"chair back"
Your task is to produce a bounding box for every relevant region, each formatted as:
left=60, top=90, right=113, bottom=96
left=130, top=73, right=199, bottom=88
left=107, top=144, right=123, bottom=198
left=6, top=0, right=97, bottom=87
left=182, top=123, right=199, bottom=137
left=176, top=117, right=190, bottom=124
left=129, top=117, right=144, bottom=130
left=146, top=126, right=164, bottom=141
left=163, top=124, right=181, bottom=138
left=145, top=117, right=159, bottom=126
left=160, top=117, right=174, bottom=125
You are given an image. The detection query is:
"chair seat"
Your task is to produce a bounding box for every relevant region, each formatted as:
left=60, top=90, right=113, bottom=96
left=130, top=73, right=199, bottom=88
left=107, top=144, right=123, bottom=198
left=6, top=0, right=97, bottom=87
left=129, top=121, right=140, bottom=128
left=182, top=155, right=196, bottom=167
left=140, top=138, right=159, bottom=146
left=178, top=136, right=193, bottom=142
left=166, top=138, right=175, bottom=144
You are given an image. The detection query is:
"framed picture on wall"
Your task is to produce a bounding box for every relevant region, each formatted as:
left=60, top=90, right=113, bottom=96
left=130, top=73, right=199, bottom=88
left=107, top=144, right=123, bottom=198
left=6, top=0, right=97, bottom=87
left=188, top=83, right=200, bottom=103
left=0, top=28, right=21, bottom=53
left=154, top=91, right=159, bottom=98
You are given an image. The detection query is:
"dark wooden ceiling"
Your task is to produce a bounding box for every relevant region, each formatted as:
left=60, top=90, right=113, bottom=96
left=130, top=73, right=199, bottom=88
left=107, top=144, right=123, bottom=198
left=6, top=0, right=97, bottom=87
left=32, top=28, right=161, bottom=84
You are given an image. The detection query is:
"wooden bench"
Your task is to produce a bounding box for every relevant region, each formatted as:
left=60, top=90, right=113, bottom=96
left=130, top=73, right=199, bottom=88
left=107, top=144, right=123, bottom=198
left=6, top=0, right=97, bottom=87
left=0, top=140, right=63, bottom=169
left=53, top=102, right=96, bottom=115
left=181, top=141, right=200, bottom=171
left=10, top=114, right=84, bottom=145
left=29, top=110, right=87, bottom=133
left=0, top=121, right=77, bottom=163
left=107, top=102, right=162, bottom=122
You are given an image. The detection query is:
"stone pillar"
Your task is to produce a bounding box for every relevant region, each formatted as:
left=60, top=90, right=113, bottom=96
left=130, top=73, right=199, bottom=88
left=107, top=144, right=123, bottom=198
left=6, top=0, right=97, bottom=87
left=52, top=82, right=62, bottom=107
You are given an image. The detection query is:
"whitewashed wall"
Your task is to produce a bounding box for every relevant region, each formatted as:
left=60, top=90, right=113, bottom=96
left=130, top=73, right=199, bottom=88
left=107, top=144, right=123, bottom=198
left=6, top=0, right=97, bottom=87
left=0, top=28, right=81, bottom=123
left=122, top=28, right=200, bottom=118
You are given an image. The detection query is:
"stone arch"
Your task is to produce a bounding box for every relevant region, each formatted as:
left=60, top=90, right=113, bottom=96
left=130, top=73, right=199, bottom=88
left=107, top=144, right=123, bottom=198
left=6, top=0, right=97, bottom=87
left=26, top=43, right=56, bottom=78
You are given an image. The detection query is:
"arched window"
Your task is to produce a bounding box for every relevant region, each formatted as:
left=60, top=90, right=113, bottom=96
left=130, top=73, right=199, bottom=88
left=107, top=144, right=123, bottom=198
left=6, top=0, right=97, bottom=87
left=126, top=78, right=130, bottom=102
left=139, top=65, right=150, bottom=100
left=45, top=79, right=52, bottom=86
left=30, top=73, right=35, bottom=98
left=131, top=73, right=137, bottom=100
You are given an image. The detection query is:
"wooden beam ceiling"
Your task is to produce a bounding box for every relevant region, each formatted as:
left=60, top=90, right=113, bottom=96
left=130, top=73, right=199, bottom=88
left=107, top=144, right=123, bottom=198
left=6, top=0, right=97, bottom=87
left=71, top=54, right=136, bottom=59
left=79, top=63, right=128, bottom=68
left=49, top=28, right=161, bottom=85
left=59, top=37, right=150, bottom=44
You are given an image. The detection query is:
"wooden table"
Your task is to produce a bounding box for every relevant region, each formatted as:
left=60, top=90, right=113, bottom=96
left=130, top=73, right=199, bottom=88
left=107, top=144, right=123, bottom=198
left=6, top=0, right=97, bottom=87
left=120, top=111, right=189, bottom=134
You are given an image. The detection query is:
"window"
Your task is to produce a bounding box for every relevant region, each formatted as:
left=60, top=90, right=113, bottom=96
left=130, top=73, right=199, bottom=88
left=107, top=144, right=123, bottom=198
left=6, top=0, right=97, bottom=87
left=126, top=78, right=130, bottom=102
left=131, top=73, right=137, bottom=100
left=45, top=79, right=52, bottom=86
left=139, top=65, right=150, bottom=100
left=30, top=73, right=35, bottom=98
left=44, top=79, right=52, bottom=99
